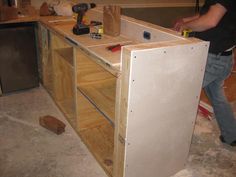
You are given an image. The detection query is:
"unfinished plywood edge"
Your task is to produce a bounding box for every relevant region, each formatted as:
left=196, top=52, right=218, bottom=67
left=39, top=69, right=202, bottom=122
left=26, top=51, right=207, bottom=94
left=120, top=18, right=182, bottom=43
left=91, top=3, right=201, bottom=12
left=91, top=7, right=182, bottom=41
left=51, top=32, right=71, bottom=50
left=73, top=47, right=79, bottom=130
left=39, top=17, right=75, bottom=40
left=98, top=3, right=202, bottom=8
left=123, top=38, right=207, bottom=52
left=77, top=47, right=120, bottom=77
left=121, top=3, right=200, bottom=8
left=41, top=22, right=79, bottom=50
left=121, top=15, right=172, bottom=31
left=91, top=6, right=184, bottom=41
left=113, top=48, right=132, bottom=177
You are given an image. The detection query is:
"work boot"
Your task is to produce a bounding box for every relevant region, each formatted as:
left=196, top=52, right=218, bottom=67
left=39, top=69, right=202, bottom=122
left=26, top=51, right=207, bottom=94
left=219, top=135, right=236, bottom=147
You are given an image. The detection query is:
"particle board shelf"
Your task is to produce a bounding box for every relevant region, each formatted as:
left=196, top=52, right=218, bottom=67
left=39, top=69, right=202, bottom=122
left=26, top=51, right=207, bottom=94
left=77, top=90, right=114, bottom=177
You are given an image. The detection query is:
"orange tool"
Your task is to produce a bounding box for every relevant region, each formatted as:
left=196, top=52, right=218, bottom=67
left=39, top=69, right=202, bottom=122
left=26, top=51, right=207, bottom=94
left=107, top=44, right=122, bottom=52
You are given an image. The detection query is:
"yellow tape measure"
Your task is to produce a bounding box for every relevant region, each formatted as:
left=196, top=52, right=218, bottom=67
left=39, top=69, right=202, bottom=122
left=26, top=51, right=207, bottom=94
left=182, top=29, right=193, bottom=37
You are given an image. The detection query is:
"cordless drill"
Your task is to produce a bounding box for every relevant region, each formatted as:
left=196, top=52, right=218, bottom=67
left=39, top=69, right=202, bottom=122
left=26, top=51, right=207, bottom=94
left=72, top=3, right=96, bottom=35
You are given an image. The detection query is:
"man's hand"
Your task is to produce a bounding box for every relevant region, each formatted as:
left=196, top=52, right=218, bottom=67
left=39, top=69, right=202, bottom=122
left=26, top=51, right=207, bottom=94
left=173, top=18, right=184, bottom=31
left=173, top=3, right=227, bottom=33
left=173, top=14, right=200, bottom=32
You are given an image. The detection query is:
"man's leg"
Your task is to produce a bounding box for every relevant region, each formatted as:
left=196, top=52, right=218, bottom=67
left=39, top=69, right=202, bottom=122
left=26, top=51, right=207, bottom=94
left=202, top=53, right=236, bottom=144
left=204, top=81, right=236, bottom=143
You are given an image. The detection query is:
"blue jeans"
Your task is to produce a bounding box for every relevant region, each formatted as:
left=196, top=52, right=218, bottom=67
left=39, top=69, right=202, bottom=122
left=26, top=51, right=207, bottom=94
left=202, top=53, right=236, bottom=144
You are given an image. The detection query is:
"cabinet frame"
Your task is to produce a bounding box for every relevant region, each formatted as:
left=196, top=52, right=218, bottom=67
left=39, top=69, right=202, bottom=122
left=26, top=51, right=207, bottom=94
left=38, top=11, right=209, bottom=177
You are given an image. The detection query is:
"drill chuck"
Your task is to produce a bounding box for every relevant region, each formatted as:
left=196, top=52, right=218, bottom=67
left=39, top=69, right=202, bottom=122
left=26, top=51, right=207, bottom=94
left=72, top=3, right=96, bottom=13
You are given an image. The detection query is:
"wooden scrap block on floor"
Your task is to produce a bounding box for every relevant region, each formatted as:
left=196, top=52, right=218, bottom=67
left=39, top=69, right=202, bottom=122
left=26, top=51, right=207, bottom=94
left=39, top=115, right=66, bottom=135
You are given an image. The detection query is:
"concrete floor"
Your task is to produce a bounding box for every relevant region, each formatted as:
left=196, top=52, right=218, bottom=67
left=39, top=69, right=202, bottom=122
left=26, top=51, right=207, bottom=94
left=0, top=86, right=235, bottom=177
left=0, top=87, right=107, bottom=177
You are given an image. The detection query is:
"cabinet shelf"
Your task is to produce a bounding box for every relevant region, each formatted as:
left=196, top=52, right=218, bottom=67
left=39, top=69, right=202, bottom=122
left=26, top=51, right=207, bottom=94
left=76, top=48, right=117, bottom=124
left=77, top=77, right=116, bottom=124
left=53, top=46, right=76, bottom=128
left=77, top=90, right=114, bottom=177
left=54, top=47, right=74, bottom=67
left=56, top=99, right=76, bottom=128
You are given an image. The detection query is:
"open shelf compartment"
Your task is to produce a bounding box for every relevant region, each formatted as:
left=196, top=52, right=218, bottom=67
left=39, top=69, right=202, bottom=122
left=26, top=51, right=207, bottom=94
left=77, top=90, right=114, bottom=177
left=76, top=48, right=117, bottom=124
left=53, top=47, right=76, bottom=128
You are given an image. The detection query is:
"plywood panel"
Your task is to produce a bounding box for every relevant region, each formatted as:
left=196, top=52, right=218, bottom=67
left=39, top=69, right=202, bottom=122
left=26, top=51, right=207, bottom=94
left=77, top=90, right=114, bottom=177
left=41, top=27, right=54, bottom=96
left=56, top=47, right=74, bottom=66
left=121, top=6, right=196, bottom=28
left=113, top=48, right=132, bottom=177
left=77, top=48, right=117, bottom=123
left=51, top=32, right=70, bottom=49
left=77, top=90, right=108, bottom=131
left=53, top=49, right=74, bottom=101
left=88, top=41, right=135, bottom=67
left=53, top=22, right=132, bottom=48
left=53, top=48, right=76, bottom=128
left=124, top=42, right=209, bottom=177
left=120, top=15, right=182, bottom=43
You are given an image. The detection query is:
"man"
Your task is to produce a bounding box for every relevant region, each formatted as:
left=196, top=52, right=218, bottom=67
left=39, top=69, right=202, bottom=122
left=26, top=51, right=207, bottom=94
left=174, top=0, right=236, bottom=146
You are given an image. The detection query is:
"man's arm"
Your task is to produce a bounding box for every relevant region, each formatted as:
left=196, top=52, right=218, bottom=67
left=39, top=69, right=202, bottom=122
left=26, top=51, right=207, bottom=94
left=176, top=3, right=227, bottom=32
left=174, top=14, right=200, bottom=31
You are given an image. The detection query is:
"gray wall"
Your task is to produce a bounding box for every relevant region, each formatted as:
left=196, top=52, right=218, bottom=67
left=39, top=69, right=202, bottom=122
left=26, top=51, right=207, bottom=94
left=31, top=0, right=203, bottom=9
left=121, top=7, right=196, bottom=28
left=71, top=0, right=203, bottom=4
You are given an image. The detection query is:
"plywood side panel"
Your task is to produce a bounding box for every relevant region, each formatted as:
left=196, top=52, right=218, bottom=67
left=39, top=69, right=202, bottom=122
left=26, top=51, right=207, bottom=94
left=120, top=16, right=182, bottom=43
left=53, top=48, right=76, bottom=128
left=41, top=27, right=54, bottom=96
left=51, top=32, right=70, bottom=50
left=124, top=42, right=209, bottom=177
left=113, top=48, right=132, bottom=177
left=121, top=6, right=196, bottom=28
left=53, top=50, right=74, bottom=101
left=76, top=48, right=117, bottom=123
